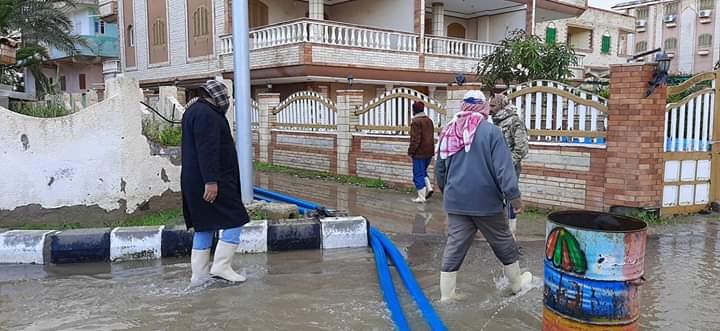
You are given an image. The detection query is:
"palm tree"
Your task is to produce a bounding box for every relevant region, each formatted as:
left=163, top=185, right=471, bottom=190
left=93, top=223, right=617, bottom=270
left=0, top=0, right=85, bottom=96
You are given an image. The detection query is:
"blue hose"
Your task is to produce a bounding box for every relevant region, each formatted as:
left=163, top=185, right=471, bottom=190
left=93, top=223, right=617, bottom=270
left=371, top=227, right=448, bottom=331
left=253, top=191, right=309, bottom=214
left=253, top=187, right=319, bottom=210
left=370, top=231, right=411, bottom=331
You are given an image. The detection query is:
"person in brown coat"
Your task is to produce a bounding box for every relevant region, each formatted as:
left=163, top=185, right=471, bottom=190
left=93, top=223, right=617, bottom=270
left=408, top=101, right=435, bottom=203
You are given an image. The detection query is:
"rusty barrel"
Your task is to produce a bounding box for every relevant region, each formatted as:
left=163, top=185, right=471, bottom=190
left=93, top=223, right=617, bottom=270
left=543, top=211, right=647, bottom=331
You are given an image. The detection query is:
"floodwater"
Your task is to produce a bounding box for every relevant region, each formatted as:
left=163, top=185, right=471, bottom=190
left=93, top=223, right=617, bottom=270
left=1, top=174, right=720, bottom=330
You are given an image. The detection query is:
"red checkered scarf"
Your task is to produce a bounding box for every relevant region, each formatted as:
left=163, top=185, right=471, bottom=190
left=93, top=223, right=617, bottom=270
left=437, top=100, right=490, bottom=159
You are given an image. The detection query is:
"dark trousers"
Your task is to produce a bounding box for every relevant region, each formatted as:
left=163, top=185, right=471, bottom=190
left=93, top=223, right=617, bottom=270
left=442, top=213, right=519, bottom=272
left=412, top=157, right=432, bottom=190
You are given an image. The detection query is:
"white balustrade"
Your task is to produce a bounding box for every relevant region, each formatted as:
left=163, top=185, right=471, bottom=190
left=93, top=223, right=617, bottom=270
left=424, top=36, right=498, bottom=59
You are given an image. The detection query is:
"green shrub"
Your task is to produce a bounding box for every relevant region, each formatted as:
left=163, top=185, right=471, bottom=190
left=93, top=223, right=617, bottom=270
left=11, top=102, right=70, bottom=118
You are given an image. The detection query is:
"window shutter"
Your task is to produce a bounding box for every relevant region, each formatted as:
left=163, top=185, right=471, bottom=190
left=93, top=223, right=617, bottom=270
left=601, top=35, right=611, bottom=54
left=546, top=27, right=556, bottom=44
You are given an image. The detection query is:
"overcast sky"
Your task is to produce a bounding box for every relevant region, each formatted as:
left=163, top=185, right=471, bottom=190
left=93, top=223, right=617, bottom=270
left=588, top=0, right=628, bottom=10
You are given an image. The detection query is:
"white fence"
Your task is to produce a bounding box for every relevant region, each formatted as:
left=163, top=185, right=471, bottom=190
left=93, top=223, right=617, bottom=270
left=505, top=80, right=608, bottom=144
left=272, top=91, right=337, bottom=131
left=354, top=88, right=447, bottom=135
left=423, top=37, right=497, bottom=59
left=664, top=87, right=715, bottom=152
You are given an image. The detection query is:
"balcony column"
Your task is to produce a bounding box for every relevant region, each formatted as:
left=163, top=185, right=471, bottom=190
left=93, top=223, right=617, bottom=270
left=431, top=2, right=445, bottom=37
left=309, top=0, right=324, bottom=20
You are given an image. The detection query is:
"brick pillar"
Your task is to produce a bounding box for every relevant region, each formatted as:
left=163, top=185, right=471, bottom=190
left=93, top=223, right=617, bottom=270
left=603, top=64, right=666, bottom=210
left=336, top=90, right=363, bottom=175
left=257, top=93, right=279, bottom=164
left=446, top=83, right=483, bottom=119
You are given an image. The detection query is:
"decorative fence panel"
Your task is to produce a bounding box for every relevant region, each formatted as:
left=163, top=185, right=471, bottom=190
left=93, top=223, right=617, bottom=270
left=272, top=91, right=337, bottom=131
left=505, top=80, right=608, bottom=144
left=353, top=88, right=447, bottom=135
left=662, top=71, right=718, bottom=214
left=251, top=99, right=260, bottom=129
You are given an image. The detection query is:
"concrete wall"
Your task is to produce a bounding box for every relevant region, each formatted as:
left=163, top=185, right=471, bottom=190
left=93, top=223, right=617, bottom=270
left=263, top=0, right=306, bottom=24
left=486, top=10, right=526, bottom=43
left=39, top=63, right=104, bottom=94
left=329, top=0, right=415, bottom=32
left=0, top=77, right=181, bottom=225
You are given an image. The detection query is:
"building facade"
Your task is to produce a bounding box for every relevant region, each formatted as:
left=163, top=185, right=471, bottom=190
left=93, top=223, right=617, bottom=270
left=536, top=7, right=636, bottom=78
left=613, top=0, right=720, bottom=74
left=26, top=0, right=120, bottom=97
left=104, top=0, right=588, bottom=101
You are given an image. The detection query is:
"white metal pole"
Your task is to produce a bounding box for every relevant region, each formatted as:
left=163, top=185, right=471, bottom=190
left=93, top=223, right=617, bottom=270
left=233, top=0, right=254, bottom=204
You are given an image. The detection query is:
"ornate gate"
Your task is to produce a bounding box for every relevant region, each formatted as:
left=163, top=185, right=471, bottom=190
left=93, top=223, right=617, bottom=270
left=662, top=70, right=719, bottom=215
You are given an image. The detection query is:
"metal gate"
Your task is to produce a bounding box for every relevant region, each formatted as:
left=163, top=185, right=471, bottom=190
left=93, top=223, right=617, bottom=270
left=662, top=70, right=719, bottom=215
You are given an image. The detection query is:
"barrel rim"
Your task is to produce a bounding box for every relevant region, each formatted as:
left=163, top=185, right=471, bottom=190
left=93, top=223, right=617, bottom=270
left=548, top=210, right=647, bottom=233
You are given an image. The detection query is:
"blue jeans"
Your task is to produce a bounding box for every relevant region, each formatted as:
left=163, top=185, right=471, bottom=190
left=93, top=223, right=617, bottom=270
left=412, top=157, right=432, bottom=190
left=192, top=226, right=242, bottom=250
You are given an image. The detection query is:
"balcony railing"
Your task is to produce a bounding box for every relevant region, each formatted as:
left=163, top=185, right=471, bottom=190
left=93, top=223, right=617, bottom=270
left=219, top=19, right=496, bottom=60
left=50, top=35, right=119, bottom=60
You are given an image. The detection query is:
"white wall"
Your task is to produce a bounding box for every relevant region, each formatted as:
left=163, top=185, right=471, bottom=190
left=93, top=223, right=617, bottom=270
left=263, top=0, right=306, bottom=24
left=40, top=63, right=104, bottom=93
left=487, top=10, right=526, bottom=43
left=70, top=8, right=94, bottom=35
left=0, top=77, right=180, bottom=214
left=328, top=0, right=415, bottom=32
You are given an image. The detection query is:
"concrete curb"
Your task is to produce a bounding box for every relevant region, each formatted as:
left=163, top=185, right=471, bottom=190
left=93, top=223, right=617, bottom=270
left=0, top=217, right=368, bottom=265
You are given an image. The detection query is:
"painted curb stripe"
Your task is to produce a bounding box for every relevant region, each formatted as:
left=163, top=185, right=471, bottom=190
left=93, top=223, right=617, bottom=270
left=50, top=229, right=111, bottom=264
left=0, top=230, right=55, bottom=265
left=320, top=216, right=368, bottom=249
left=268, top=219, right=322, bottom=251
left=110, top=226, right=165, bottom=262
left=236, top=220, right=268, bottom=254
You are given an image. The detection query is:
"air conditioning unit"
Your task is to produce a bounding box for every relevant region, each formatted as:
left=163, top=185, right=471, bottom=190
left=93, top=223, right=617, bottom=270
left=698, top=10, right=712, bottom=18
left=636, top=20, right=647, bottom=27
left=664, top=15, right=676, bottom=23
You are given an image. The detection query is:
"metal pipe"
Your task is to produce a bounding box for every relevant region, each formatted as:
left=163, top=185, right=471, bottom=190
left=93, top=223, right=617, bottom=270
left=232, top=0, right=254, bottom=204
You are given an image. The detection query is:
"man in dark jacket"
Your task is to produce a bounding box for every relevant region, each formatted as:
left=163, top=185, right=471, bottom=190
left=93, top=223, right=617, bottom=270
left=182, top=79, right=250, bottom=286
left=408, top=101, right=435, bottom=203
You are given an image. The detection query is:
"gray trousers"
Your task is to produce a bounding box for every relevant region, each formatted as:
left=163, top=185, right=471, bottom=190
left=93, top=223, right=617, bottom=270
left=441, top=213, right=519, bottom=272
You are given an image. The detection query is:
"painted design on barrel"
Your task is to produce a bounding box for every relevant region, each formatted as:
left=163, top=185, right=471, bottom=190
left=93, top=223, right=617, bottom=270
left=546, top=227, right=587, bottom=275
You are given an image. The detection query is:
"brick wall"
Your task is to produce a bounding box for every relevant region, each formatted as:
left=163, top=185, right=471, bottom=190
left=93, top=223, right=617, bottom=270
left=312, top=46, right=420, bottom=70
left=269, top=130, right=338, bottom=174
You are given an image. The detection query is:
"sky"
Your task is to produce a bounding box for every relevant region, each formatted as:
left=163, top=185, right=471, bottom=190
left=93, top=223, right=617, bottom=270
left=588, top=0, right=628, bottom=10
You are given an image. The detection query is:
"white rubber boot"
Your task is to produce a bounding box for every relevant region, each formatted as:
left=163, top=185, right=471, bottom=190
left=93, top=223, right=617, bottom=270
left=210, top=241, right=247, bottom=283
left=190, top=249, right=211, bottom=287
left=424, top=177, right=434, bottom=199
left=509, top=218, right=517, bottom=240
left=440, top=271, right=460, bottom=302
left=412, top=188, right=428, bottom=203
left=504, top=261, right=532, bottom=295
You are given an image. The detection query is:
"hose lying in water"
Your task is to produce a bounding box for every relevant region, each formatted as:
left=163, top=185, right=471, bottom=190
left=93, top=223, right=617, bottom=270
left=370, top=227, right=448, bottom=331
left=369, top=229, right=411, bottom=331
left=253, top=187, right=334, bottom=217
left=249, top=188, right=447, bottom=330
left=253, top=189, right=310, bottom=215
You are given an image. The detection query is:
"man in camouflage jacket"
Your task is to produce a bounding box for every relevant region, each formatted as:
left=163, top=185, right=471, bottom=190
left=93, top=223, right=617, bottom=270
left=489, top=94, right=528, bottom=239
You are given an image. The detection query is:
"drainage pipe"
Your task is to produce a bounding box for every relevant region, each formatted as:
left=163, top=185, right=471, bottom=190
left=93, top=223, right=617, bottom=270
left=253, top=187, right=319, bottom=211
left=370, top=230, right=411, bottom=331
left=371, top=227, right=448, bottom=331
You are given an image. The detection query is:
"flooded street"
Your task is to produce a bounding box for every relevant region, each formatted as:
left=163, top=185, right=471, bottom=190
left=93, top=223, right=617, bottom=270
left=1, top=173, right=720, bottom=330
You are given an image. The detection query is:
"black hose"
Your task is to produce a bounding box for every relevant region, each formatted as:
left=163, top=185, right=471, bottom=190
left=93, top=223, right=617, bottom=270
left=139, top=101, right=182, bottom=125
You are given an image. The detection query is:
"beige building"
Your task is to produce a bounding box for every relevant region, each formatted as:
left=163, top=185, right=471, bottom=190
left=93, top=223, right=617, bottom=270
left=613, top=0, right=720, bottom=74
left=100, top=0, right=589, bottom=101
left=536, top=7, right=636, bottom=78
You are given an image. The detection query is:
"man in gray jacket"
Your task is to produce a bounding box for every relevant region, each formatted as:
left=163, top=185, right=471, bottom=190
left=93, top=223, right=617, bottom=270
left=435, top=90, right=532, bottom=302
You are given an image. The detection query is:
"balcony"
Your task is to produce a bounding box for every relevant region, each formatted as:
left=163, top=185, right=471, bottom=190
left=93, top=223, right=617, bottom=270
left=50, top=35, right=119, bottom=60
left=218, top=19, right=499, bottom=76
left=98, top=0, right=118, bottom=22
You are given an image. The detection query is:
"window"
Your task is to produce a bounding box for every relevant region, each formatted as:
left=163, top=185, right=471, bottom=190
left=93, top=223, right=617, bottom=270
left=664, top=38, right=678, bottom=50
left=94, top=19, right=106, bottom=34
left=698, top=34, right=712, bottom=48
left=193, top=6, right=210, bottom=37
left=636, top=7, right=649, bottom=20
left=152, top=19, right=167, bottom=46
left=601, top=32, right=611, bottom=54
left=127, top=25, right=134, bottom=47
left=699, top=0, right=714, bottom=10
left=665, top=2, right=678, bottom=15
left=546, top=24, right=557, bottom=44
left=79, top=74, right=86, bottom=90
left=636, top=40, right=648, bottom=52
left=567, top=26, right=593, bottom=51
left=59, top=76, right=66, bottom=91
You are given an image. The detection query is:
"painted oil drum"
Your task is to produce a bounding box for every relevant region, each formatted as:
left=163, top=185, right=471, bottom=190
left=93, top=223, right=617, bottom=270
left=543, top=210, right=647, bottom=329
left=544, top=261, right=640, bottom=323
left=543, top=309, right=639, bottom=331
